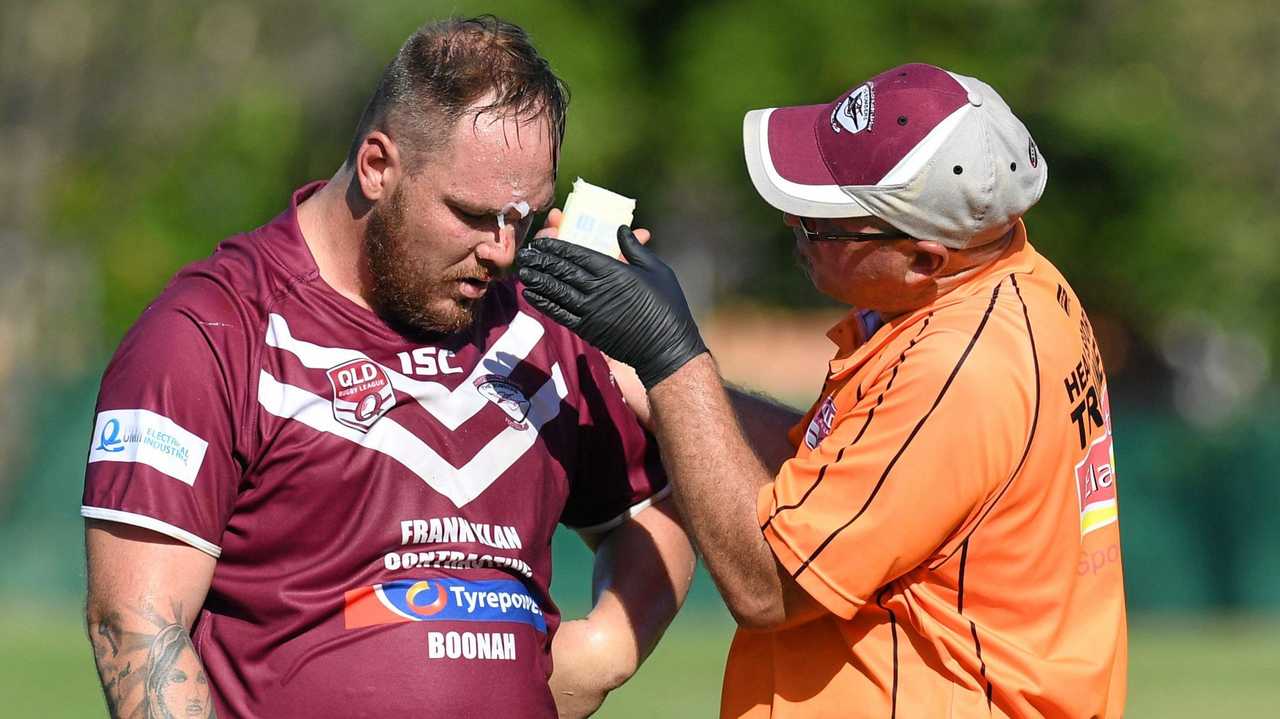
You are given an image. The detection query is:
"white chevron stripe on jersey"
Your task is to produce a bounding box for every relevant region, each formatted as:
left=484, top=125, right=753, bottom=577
left=264, top=312, right=545, bottom=431
left=256, top=365, right=569, bottom=508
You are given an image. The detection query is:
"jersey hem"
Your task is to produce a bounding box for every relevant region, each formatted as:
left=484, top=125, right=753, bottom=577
left=81, top=506, right=223, bottom=558
left=569, top=484, right=673, bottom=534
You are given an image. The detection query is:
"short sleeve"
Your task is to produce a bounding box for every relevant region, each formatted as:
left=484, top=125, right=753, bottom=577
left=759, top=326, right=1034, bottom=618
left=559, top=349, right=669, bottom=533
left=82, top=289, right=248, bottom=557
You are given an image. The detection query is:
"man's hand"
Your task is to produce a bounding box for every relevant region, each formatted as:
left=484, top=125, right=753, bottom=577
left=517, top=228, right=707, bottom=388
left=528, top=212, right=653, bottom=428
left=547, top=619, right=619, bottom=718
left=548, top=501, right=694, bottom=718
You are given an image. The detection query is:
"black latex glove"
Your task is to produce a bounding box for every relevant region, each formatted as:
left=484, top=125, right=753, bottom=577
left=517, top=227, right=708, bottom=389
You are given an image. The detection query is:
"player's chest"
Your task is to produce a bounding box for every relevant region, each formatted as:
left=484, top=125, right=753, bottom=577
left=248, top=309, right=580, bottom=511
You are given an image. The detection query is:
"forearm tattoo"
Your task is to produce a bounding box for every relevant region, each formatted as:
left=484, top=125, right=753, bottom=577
left=89, top=599, right=216, bottom=718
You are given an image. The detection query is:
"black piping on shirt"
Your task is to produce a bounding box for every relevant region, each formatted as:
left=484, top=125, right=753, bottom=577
left=789, top=283, right=1003, bottom=579
left=929, top=273, right=1043, bottom=570
left=762, top=316, right=933, bottom=530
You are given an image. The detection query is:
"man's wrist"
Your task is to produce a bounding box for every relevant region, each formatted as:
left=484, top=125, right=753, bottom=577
left=647, top=351, right=717, bottom=398
left=638, top=340, right=710, bottom=389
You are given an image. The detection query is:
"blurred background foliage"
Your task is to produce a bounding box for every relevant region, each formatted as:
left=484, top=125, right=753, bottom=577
left=1, top=0, right=1278, bottom=715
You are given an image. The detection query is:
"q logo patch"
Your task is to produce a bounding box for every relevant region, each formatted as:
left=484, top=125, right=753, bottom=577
left=96, top=419, right=125, bottom=453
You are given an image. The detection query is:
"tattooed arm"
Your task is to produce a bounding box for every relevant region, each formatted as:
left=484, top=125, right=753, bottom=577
left=85, top=519, right=218, bottom=719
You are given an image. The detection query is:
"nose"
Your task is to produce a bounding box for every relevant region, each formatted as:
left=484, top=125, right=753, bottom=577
left=475, top=222, right=518, bottom=270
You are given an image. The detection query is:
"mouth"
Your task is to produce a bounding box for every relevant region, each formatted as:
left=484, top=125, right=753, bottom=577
left=186, top=702, right=205, bottom=716
left=455, top=276, right=491, bottom=299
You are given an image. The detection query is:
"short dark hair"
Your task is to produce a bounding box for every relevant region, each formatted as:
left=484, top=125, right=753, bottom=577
left=347, top=15, right=569, bottom=169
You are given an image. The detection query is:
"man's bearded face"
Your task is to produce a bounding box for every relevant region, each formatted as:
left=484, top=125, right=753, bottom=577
left=361, top=109, right=556, bottom=339
left=364, top=183, right=488, bottom=337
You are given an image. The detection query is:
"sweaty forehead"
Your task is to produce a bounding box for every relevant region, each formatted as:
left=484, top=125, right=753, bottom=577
left=436, top=111, right=557, bottom=210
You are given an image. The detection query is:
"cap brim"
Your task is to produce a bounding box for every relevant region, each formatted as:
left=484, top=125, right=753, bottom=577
left=743, top=106, right=874, bottom=219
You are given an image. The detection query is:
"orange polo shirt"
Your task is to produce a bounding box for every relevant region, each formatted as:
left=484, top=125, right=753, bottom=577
left=723, top=222, right=1127, bottom=718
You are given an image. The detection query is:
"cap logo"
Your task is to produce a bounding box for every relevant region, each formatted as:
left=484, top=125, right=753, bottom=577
left=830, top=83, right=875, bottom=135
left=1028, top=137, right=1039, bottom=168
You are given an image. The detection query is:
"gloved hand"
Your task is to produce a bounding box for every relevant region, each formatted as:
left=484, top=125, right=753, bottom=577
left=517, top=226, right=707, bottom=389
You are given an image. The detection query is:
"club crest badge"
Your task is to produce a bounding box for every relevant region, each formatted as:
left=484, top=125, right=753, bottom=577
left=804, top=395, right=838, bottom=449
left=475, top=375, right=532, bottom=430
left=830, top=83, right=875, bottom=135
left=327, top=358, right=395, bottom=432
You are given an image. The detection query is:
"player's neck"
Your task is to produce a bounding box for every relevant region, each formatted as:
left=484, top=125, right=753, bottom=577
left=297, top=170, right=375, bottom=310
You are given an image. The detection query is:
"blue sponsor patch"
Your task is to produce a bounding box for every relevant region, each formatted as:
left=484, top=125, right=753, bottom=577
left=344, top=578, right=546, bottom=633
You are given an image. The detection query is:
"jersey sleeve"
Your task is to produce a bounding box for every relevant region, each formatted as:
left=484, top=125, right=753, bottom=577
left=82, top=286, right=249, bottom=557
left=759, top=323, right=1035, bottom=618
left=559, top=349, right=670, bottom=533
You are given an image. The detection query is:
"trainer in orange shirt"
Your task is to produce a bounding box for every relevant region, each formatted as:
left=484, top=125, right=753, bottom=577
left=518, top=62, right=1127, bottom=718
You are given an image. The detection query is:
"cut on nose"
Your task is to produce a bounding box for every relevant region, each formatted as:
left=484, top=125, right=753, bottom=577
left=476, top=224, right=518, bottom=269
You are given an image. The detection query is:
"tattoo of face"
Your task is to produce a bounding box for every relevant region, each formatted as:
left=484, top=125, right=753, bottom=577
left=97, top=619, right=121, bottom=658
left=92, top=599, right=215, bottom=718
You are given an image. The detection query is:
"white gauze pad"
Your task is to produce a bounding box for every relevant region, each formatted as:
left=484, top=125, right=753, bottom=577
left=558, top=178, right=636, bottom=258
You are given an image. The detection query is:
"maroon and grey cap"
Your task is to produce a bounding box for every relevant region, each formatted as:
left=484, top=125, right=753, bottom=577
left=743, top=63, right=1047, bottom=249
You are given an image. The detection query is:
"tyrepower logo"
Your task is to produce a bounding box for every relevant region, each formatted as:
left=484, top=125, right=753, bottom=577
left=343, top=578, right=546, bottom=633
left=1075, top=431, right=1118, bottom=536
left=327, top=359, right=394, bottom=431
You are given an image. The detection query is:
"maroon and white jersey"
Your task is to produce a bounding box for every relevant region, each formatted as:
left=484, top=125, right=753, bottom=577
left=82, top=183, right=668, bottom=718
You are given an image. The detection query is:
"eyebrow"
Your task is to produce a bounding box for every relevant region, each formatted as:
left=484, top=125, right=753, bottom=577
left=450, top=195, right=555, bottom=216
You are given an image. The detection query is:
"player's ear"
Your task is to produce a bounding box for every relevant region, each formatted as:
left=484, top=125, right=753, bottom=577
left=907, top=240, right=948, bottom=280
left=354, top=130, right=402, bottom=203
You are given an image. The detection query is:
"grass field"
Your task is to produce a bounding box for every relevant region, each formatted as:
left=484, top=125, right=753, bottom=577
left=3, top=601, right=1276, bottom=717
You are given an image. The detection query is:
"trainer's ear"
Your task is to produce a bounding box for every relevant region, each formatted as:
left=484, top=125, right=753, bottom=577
left=907, top=240, right=949, bottom=280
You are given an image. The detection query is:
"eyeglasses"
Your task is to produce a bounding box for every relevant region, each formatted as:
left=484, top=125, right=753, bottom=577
left=791, top=216, right=913, bottom=243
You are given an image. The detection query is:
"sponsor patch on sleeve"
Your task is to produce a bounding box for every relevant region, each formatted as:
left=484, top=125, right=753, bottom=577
left=87, top=409, right=209, bottom=486
left=1075, top=431, right=1118, bottom=536
left=804, top=396, right=837, bottom=449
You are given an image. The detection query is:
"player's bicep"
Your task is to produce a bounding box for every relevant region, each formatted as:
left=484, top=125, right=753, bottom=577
left=561, top=347, right=668, bottom=531
left=85, top=519, right=217, bottom=623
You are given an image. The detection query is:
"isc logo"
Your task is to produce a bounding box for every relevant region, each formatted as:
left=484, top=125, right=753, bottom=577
left=326, top=359, right=395, bottom=431
left=396, top=347, right=464, bottom=377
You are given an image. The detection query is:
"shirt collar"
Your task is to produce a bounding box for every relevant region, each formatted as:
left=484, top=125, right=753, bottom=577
left=822, top=220, right=1036, bottom=378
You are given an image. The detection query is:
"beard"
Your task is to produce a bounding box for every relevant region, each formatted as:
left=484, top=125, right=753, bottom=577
left=364, top=186, right=486, bottom=338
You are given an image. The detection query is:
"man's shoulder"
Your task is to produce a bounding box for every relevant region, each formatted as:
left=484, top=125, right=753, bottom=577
left=116, top=228, right=304, bottom=368
left=139, top=211, right=315, bottom=334
left=881, top=277, right=1043, bottom=382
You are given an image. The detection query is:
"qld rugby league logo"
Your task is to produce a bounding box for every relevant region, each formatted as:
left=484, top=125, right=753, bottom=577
left=831, top=83, right=875, bottom=134
left=327, top=358, right=395, bottom=432
left=474, top=375, right=532, bottom=430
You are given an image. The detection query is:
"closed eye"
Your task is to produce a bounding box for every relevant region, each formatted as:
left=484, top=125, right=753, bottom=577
left=450, top=204, right=492, bottom=227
